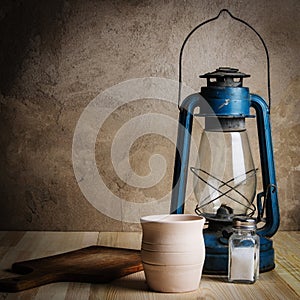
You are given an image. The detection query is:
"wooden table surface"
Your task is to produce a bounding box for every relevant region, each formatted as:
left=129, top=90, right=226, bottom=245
left=0, top=231, right=298, bottom=300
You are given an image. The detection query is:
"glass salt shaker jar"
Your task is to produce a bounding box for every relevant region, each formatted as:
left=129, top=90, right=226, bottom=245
left=228, top=217, right=260, bottom=283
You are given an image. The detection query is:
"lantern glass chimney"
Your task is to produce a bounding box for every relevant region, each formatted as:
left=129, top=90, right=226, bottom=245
left=193, top=121, right=257, bottom=218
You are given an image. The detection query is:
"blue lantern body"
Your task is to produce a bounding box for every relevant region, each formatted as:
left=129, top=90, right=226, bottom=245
left=170, top=67, right=279, bottom=273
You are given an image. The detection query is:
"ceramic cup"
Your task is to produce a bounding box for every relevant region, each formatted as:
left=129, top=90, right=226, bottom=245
left=140, top=214, right=206, bottom=293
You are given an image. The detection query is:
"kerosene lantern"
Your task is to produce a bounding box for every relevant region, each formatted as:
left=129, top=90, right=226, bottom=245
left=170, top=10, right=279, bottom=274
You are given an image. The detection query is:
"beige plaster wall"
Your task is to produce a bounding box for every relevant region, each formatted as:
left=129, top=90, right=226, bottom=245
left=0, top=0, right=299, bottom=231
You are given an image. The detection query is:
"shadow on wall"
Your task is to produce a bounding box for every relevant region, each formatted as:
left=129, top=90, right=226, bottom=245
left=0, top=0, right=63, bottom=95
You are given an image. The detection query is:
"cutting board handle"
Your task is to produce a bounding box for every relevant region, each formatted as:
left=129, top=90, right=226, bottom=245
left=0, top=271, right=59, bottom=292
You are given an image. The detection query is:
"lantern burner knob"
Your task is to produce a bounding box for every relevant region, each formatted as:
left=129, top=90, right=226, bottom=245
left=203, top=204, right=235, bottom=224
left=200, top=67, right=250, bottom=87
left=216, top=204, right=234, bottom=219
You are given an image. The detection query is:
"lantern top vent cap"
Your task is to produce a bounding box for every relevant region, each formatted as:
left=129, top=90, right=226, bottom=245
left=200, top=67, right=250, bottom=79
left=200, top=67, right=250, bottom=87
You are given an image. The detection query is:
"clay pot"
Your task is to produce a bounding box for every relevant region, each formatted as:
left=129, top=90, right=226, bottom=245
left=141, top=249, right=203, bottom=265
left=140, top=214, right=206, bottom=293
left=142, top=262, right=203, bottom=293
left=141, top=241, right=202, bottom=253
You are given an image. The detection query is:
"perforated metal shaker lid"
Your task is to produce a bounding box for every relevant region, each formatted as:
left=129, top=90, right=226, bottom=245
left=233, top=217, right=257, bottom=230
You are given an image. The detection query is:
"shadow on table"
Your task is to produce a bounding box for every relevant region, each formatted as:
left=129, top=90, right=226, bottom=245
left=112, top=276, right=149, bottom=291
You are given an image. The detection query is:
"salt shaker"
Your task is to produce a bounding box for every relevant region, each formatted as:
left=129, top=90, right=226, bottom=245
left=228, top=217, right=260, bottom=283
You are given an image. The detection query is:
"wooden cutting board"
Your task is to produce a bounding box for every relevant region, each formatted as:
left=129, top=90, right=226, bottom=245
left=0, top=246, right=143, bottom=293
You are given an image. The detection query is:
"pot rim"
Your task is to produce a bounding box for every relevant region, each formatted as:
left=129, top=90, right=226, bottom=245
left=140, top=214, right=205, bottom=224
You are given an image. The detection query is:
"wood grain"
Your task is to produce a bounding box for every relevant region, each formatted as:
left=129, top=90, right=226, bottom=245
left=273, top=231, right=300, bottom=295
left=0, top=231, right=298, bottom=299
left=0, top=246, right=143, bottom=292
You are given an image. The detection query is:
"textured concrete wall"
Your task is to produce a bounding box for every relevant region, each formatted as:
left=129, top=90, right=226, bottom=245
left=0, top=0, right=299, bottom=231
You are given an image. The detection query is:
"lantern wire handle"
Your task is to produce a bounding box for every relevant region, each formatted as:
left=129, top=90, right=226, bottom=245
left=178, top=9, right=271, bottom=111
